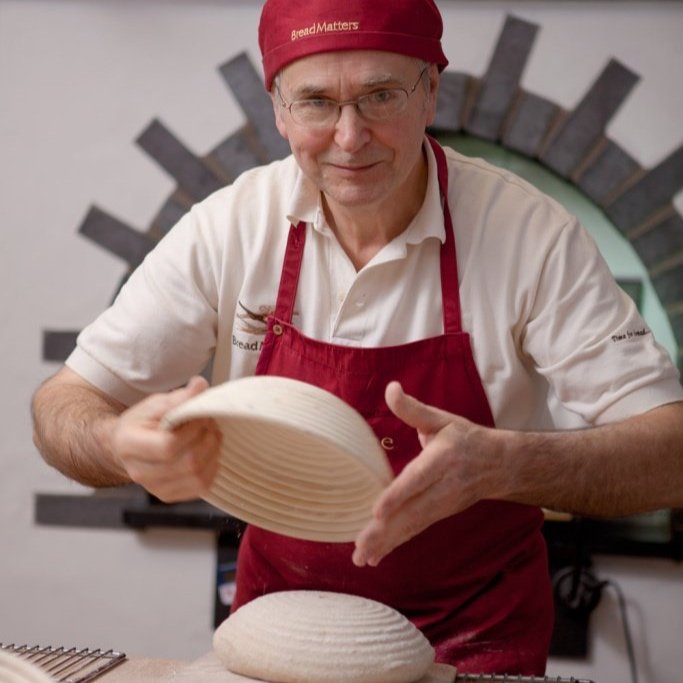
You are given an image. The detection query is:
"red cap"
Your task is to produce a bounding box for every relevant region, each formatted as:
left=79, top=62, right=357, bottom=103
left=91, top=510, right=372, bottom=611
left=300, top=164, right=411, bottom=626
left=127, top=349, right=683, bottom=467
left=258, top=0, right=449, bottom=90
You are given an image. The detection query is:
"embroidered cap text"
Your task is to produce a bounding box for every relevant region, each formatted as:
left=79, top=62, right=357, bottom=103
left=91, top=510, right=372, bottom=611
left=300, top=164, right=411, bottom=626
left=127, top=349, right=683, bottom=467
left=291, top=21, right=360, bottom=41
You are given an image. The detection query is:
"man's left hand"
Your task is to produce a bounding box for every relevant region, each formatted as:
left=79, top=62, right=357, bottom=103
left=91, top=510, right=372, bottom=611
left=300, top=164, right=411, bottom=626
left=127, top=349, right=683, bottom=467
left=352, top=381, right=502, bottom=567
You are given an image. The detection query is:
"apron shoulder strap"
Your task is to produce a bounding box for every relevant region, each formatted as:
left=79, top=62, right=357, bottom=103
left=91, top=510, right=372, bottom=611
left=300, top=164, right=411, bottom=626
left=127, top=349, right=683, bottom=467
left=273, top=221, right=306, bottom=323
left=427, top=136, right=463, bottom=334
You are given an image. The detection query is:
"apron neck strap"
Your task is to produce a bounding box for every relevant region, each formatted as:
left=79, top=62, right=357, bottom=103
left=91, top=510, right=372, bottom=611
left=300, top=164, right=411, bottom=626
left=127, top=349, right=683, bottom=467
left=426, top=135, right=462, bottom=334
left=274, top=137, right=463, bottom=334
left=272, top=220, right=307, bottom=323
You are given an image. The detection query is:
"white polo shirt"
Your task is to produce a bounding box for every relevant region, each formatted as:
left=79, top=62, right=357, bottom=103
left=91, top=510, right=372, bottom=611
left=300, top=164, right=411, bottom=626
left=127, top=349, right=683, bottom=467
left=67, top=141, right=682, bottom=430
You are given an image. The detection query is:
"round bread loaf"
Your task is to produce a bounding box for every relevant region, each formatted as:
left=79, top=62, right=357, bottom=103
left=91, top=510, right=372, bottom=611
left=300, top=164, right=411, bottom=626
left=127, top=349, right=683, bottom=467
left=213, top=591, right=435, bottom=683
left=0, top=650, right=54, bottom=683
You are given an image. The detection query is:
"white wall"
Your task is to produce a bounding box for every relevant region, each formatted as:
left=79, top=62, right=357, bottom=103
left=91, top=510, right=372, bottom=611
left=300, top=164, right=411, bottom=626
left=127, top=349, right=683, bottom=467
left=1, top=1, right=681, bottom=681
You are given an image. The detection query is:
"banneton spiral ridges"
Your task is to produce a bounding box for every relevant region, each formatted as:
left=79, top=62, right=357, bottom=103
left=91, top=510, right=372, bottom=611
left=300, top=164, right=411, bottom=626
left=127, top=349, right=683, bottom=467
left=162, top=376, right=393, bottom=542
left=213, top=591, right=435, bottom=683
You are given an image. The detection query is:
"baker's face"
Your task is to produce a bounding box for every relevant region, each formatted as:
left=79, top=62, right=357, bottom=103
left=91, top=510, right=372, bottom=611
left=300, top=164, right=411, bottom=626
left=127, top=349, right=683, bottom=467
left=272, top=51, right=439, bottom=213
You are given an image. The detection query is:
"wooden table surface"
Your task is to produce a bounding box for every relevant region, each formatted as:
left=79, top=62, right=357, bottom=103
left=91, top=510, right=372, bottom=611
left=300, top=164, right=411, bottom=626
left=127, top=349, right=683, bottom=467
left=97, top=657, right=188, bottom=682
left=99, top=654, right=457, bottom=683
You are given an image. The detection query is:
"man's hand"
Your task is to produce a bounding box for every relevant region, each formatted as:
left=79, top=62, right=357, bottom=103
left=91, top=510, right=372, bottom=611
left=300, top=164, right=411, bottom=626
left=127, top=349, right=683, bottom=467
left=32, top=367, right=222, bottom=501
left=352, top=381, right=501, bottom=567
left=351, top=382, right=683, bottom=569
left=111, top=376, right=222, bottom=502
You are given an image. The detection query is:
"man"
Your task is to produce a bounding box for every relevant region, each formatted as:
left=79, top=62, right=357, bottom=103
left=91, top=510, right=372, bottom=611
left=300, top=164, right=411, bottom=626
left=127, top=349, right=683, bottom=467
left=32, top=0, right=683, bottom=675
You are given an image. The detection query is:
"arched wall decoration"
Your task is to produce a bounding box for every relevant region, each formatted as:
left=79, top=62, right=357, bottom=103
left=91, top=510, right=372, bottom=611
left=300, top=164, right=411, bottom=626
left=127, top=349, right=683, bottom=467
left=42, top=15, right=683, bottom=375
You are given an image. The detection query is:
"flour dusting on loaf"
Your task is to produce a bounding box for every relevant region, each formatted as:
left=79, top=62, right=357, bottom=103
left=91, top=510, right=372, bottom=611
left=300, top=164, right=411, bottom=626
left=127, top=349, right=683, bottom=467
left=213, top=590, right=435, bottom=683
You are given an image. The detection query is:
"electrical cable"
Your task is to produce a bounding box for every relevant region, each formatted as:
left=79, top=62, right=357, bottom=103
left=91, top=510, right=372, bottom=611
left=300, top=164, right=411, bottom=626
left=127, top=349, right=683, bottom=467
left=602, top=578, right=639, bottom=683
left=552, top=566, right=639, bottom=683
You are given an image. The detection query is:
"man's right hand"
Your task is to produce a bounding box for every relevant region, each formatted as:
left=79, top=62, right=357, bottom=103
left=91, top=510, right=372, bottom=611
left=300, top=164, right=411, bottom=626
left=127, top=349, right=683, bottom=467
left=111, top=376, right=222, bottom=502
left=32, top=368, right=222, bottom=501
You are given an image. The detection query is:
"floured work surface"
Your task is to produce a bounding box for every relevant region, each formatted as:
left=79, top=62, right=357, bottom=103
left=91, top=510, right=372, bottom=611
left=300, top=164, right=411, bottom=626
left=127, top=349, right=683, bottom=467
left=169, top=652, right=456, bottom=683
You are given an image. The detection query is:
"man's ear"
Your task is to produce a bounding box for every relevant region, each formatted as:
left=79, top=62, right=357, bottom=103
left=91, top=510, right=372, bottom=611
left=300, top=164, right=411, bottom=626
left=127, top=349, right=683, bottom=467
left=424, top=64, right=440, bottom=128
left=270, top=91, right=289, bottom=140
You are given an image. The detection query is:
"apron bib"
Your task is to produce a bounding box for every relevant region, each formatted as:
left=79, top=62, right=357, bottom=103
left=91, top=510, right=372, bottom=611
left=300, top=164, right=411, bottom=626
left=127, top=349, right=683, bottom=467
left=231, top=138, right=553, bottom=675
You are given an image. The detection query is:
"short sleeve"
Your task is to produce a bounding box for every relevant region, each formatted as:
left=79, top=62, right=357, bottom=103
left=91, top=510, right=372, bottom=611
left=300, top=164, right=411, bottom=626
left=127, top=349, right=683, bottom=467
left=521, top=219, right=682, bottom=425
left=66, top=205, right=223, bottom=406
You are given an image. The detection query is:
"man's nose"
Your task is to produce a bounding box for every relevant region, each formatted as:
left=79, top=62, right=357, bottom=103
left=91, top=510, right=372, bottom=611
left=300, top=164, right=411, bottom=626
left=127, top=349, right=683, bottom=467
left=333, top=103, right=371, bottom=151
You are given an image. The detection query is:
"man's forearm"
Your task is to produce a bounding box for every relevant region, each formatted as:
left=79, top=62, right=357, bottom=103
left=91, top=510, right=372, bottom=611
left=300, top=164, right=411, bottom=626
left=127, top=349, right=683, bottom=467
left=32, top=369, right=131, bottom=488
left=499, top=401, right=683, bottom=517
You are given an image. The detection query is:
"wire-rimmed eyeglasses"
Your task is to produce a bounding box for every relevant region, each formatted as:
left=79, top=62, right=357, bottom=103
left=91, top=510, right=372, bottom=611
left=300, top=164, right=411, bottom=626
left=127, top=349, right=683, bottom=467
left=276, top=66, right=430, bottom=129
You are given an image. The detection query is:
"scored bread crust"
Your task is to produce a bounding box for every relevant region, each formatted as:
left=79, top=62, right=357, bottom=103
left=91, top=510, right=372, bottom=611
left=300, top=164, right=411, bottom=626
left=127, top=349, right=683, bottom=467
left=213, top=591, right=435, bottom=683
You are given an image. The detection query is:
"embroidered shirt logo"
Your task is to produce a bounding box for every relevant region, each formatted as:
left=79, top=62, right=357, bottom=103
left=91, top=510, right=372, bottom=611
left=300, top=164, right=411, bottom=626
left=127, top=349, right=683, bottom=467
left=610, top=327, right=651, bottom=343
left=237, top=301, right=273, bottom=335
left=291, top=20, right=360, bottom=42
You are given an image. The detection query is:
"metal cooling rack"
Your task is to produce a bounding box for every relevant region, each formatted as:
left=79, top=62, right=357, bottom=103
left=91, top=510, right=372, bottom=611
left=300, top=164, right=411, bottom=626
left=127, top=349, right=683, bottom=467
left=0, top=644, right=125, bottom=682
left=455, top=676, right=595, bottom=682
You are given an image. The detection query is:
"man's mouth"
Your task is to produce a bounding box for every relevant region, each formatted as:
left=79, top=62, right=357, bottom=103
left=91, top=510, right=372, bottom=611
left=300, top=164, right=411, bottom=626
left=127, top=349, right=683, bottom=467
left=327, top=160, right=381, bottom=172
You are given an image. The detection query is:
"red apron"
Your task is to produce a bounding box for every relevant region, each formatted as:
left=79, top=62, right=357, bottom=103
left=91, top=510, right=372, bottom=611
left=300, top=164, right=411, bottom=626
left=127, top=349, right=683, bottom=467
left=232, top=138, right=553, bottom=675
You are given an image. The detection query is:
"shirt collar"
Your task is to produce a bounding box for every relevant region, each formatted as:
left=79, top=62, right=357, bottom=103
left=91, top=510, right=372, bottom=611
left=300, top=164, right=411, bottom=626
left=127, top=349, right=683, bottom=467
left=285, top=137, right=447, bottom=246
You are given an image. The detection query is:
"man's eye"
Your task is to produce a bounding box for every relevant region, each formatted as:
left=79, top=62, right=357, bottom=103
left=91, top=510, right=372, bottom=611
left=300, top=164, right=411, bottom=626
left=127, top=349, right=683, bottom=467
left=299, top=99, right=335, bottom=110
left=367, top=90, right=399, bottom=105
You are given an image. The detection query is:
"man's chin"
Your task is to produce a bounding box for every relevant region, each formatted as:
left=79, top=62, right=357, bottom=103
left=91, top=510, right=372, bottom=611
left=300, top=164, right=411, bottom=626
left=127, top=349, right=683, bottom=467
left=323, top=186, right=387, bottom=211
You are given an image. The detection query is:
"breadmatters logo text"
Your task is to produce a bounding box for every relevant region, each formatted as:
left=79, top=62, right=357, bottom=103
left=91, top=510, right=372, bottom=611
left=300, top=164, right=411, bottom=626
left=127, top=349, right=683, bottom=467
left=291, top=20, right=360, bottom=41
